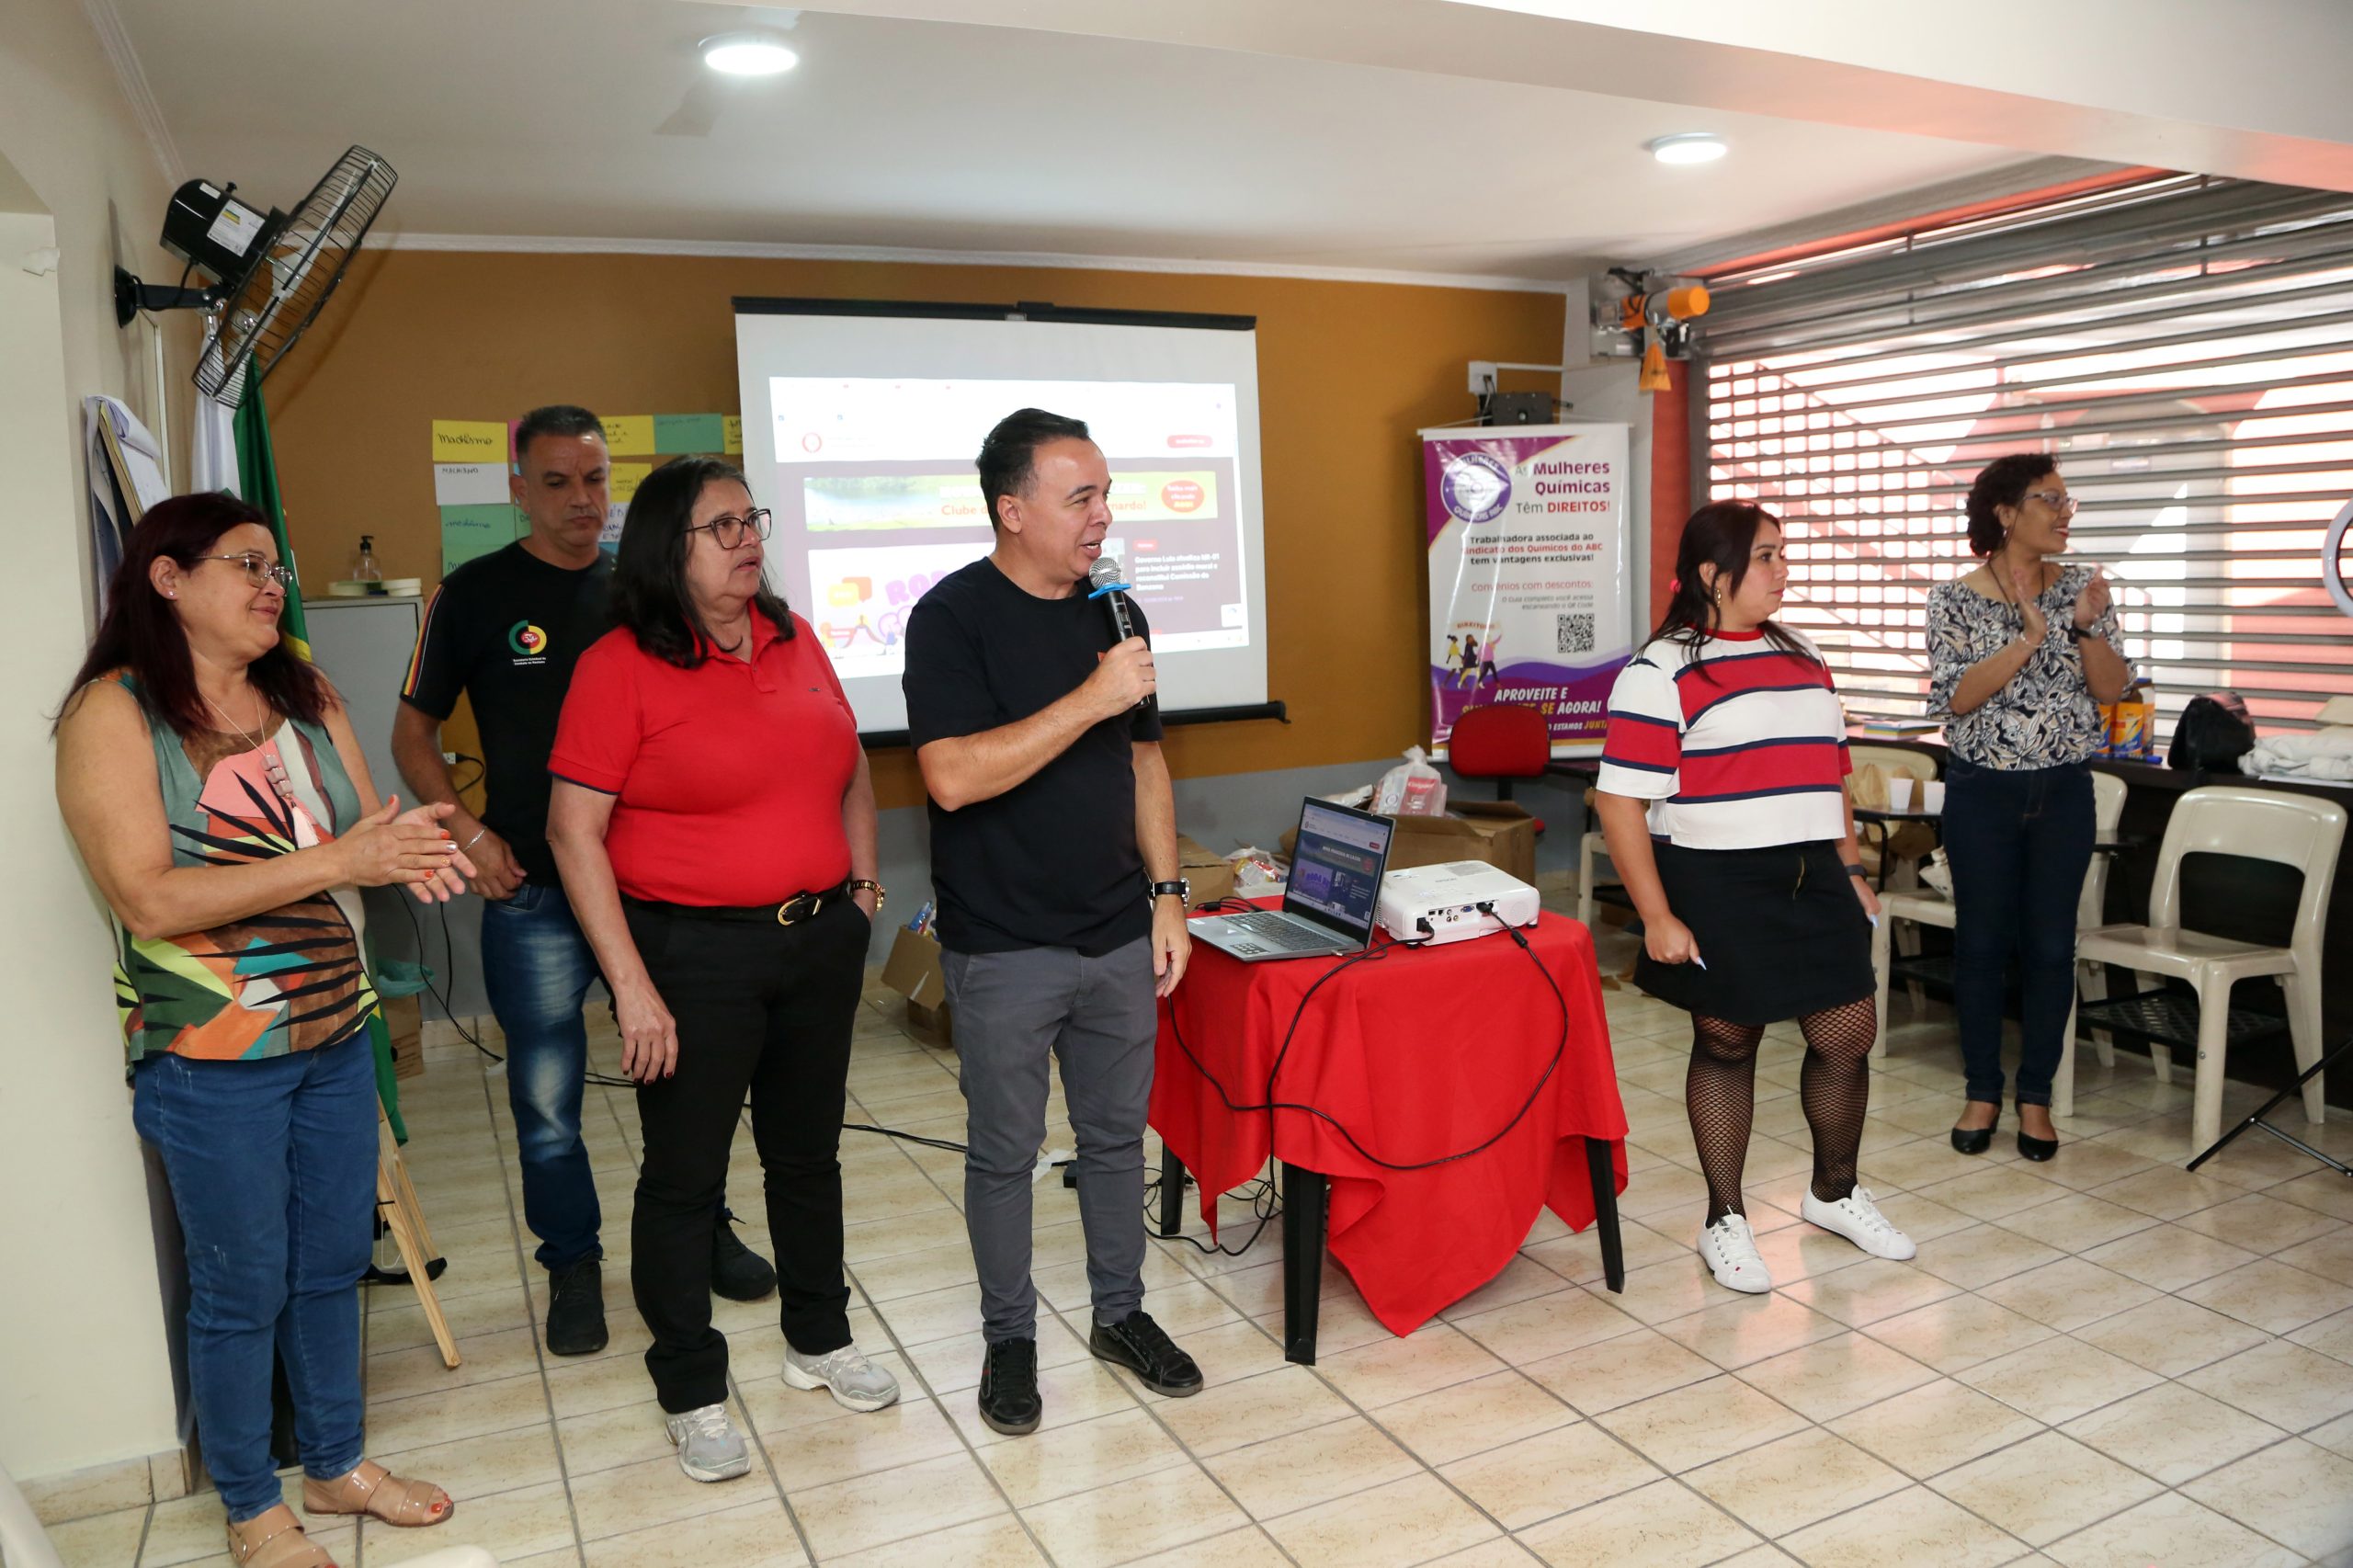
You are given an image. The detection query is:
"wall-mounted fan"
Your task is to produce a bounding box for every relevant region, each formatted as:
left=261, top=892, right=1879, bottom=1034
left=114, top=145, right=397, bottom=406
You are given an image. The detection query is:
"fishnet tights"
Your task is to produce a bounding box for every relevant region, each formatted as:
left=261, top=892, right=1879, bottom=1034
left=1686, top=998, right=1879, bottom=1225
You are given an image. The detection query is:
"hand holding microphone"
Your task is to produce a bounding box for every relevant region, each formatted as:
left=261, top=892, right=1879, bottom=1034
left=1086, top=556, right=1157, bottom=716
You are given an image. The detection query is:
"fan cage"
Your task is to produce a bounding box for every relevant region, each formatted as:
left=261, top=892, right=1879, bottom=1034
left=197, top=145, right=397, bottom=405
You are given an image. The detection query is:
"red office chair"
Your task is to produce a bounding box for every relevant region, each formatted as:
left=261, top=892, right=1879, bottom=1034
left=1447, top=702, right=1549, bottom=833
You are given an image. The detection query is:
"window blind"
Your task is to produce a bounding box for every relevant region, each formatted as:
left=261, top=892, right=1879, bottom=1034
left=1693, top=175, right=2353, bottom=739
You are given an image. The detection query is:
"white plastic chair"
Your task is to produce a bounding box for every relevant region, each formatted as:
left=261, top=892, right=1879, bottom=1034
left=1575, top=827, right=1618, bottom=930
left=2074, top=784, right=2347, bottom=1157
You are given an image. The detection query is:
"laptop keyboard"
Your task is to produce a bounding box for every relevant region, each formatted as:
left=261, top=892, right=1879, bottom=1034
left=1222, top=912, right=1341, bottom=952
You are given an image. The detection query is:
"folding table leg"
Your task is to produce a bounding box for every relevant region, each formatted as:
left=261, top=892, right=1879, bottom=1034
left=1586, top=1137, right=1625, bottom=1293
left=1158, top=1147, right=1187, bottom=1238
left=1280, top=1162, right=1327, bottom=1366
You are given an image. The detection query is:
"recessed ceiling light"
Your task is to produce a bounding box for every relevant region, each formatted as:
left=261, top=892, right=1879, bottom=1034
left=1648, top=133, right=1727, bottom=166
left=701, top=30, right=800, bottom=76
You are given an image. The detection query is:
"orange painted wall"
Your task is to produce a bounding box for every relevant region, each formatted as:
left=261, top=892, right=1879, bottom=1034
left=264, top=250, right=1563, bottom=810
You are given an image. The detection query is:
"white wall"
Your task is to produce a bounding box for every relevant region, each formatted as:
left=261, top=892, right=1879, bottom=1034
left=0, top=0, right=193, bottom=1485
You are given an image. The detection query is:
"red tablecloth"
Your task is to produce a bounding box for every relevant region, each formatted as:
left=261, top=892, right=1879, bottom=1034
left=1150, top=908, right=1627, bottom=1335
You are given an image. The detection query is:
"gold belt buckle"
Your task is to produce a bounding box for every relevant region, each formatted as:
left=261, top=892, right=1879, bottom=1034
left=776, top=892, right=822, bottom=926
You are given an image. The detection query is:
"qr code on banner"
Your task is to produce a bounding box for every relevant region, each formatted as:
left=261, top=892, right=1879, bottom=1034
left=1555, top=613, right=1595, bottom=654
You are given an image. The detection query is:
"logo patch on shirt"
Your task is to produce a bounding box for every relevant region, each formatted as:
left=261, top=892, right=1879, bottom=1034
left=508, top=619, right=550, bottom=665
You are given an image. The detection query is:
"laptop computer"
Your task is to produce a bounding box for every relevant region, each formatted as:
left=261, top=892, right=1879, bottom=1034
left=1191, top=798, right=1395, bottom=962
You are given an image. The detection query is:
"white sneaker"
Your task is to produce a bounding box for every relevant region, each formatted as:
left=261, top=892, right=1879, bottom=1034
left=1802, top=1187, right=1917, bottom=1261
left=664, top=1403, right=751, bottom=1483
left=784, top=1342, right=901, bottom=1413
left=1698, top=1212, right=1772, bottom=1293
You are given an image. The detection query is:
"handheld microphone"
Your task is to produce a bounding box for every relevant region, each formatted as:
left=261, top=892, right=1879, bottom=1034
left=1086, top=556, right=1154, bottom=713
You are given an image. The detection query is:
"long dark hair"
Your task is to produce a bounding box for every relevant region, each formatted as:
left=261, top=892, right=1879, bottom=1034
left=1963, top=452, right=2058, bottom=556
left=62, top=493, right=330, bottom=735
left=613, top=457, right=794, bottom=667
left=1648, top=500, right=1812, bottom=678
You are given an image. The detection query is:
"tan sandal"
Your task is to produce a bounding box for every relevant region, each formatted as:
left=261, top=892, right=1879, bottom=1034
left=300, top=1460, right=454, bottom=1528
left=226, top=1506, right=338, bottom=1567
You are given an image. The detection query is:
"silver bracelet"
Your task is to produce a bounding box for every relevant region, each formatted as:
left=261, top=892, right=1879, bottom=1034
left=460, top=826, right=489, bottom=851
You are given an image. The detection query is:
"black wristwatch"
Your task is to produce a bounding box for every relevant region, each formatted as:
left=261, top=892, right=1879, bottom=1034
left=2064, top=623, right=2094, bottom=642
left=1151, top=878, right=1190, bottom=903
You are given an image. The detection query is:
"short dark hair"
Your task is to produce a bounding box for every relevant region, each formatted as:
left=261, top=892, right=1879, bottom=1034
left=977, top=408, right=1091, bottom=530
left=514, top=404, right=606, bottom=468
left=1964, top=452, right=2059, bottom=556
left=611, top=457, right=794, bottom=667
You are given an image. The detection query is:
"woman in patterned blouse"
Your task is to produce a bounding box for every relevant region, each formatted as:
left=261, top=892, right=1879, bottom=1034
left=55, top=494, right=472, bottom=1568
left=1927, top=455, right=2132, bottom=1164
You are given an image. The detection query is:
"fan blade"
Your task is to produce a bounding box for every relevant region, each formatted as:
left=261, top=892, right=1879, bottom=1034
left=655, top=77, right=726, bottom=138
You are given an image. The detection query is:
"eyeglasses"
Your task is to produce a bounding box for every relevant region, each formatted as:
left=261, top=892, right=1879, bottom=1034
left=196, top=552, right=296, bottom=588
left=687, top=508, right=772, bottom=549
left=2023, top=490, right=2079, bottom=516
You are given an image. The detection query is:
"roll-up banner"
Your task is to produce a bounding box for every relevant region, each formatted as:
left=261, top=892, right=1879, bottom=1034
left=1422, top=423, right=1634, bottom=758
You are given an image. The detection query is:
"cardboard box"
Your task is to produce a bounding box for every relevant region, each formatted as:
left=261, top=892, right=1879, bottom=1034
left=881, top=925, right=953, bottom=1044
left=382, top=994, right=425, bottom=1081
left=1176, top=834, right=1236, bottom=909
left=1279, top=801, right=1539, bottom=884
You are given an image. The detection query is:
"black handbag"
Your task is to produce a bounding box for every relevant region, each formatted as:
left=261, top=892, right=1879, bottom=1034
left=2167, top=690, right=2256, bottom=771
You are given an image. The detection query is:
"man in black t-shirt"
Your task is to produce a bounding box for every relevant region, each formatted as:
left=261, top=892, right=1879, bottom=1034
left=904, top=408, right=1203, bottom=1438
left=393, top=405, right=774, bottom=1355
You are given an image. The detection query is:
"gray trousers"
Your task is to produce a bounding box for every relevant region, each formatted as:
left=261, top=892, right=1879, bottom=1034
left=941, top=937, right=1156, bottom=1344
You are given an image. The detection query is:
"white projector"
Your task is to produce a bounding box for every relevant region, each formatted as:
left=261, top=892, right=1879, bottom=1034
left=1377, top=861, right=1541, bottom=946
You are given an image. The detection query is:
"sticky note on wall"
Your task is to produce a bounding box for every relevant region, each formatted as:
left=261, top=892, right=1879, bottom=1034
left=432, top=420, right=507, bottom=464
left=609, top=461, right=654, bottom=503
left=655, top=413, right=725, bottom=453
left=440, top=503, right=522, bottom=573
left=723, top=415, right=743, bottom=455
left=433, top=462, right=510, bottom=506
left=602, top=415, right=655, bottom=454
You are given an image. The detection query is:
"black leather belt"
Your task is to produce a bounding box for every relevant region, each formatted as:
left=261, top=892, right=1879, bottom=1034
left=626, top=882, right=851, bottom=926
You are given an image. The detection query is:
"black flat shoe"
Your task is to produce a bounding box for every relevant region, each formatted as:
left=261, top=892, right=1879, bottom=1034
left=710, top=1209, right=778, bottom=1302
left=1091, top=1310, right=1203, bottom=1398
left=1950, top=1106, right=2000, bottom=1156
left=2016, top=1129, right=2058, bottom=1162
left=545, top=1257, right=608, bottom=1357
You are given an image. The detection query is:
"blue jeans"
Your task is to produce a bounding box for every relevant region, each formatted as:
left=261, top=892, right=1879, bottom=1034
left=1943, top=757, right=2096, bottom=1108
left=481, top=882, right=603, bottom=1269
left=131, top=1035, right=375, bottom=1522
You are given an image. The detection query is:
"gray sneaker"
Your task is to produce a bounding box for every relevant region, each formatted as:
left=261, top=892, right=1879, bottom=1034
left=664, top=1403, right=751, bottom=1482
left=783, top=1342, right=902, bottom=1412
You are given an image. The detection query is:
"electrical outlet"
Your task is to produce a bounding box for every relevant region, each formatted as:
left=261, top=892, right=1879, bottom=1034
left=1467, top=360, right=1499, bottom=395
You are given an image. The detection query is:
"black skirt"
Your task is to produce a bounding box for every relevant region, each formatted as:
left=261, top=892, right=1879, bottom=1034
left=1633, top=839, right=1876, bottom=1026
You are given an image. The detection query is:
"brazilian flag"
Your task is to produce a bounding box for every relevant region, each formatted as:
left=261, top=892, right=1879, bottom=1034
left=233, top=380, right=311, bottom=661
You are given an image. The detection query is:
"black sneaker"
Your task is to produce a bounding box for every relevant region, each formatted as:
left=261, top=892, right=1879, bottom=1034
left=1090, top=1310, right=1202, bottom=1397
left=545, top=1257, right=608, bottom=1357
left=710, top=1209, right=777, bottom=1302
left=977, top=1337, right=1041, bottom=1436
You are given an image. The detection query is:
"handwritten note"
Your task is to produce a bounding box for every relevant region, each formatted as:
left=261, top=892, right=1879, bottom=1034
left=432, top=462, right=510, bottom=506
left=602, top=415, right=655, bottom=455
left=723, top=415, right=744, bottom=455
left=609, top=461, right=654, bottom=504
left=431, top=420, right=507, bottom=464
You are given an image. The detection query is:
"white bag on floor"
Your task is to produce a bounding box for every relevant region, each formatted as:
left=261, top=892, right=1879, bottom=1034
left=1371, top=746, right=1448, bottom=817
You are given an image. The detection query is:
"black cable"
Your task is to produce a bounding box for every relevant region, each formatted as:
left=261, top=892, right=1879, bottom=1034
left=1148, top=1169, right=1281, bottom=1257
left=1165, top=906, right=1568, bottom=1173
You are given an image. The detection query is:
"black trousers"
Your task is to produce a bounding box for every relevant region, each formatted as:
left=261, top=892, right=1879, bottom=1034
left=624, top=895, right=868, bottom=1413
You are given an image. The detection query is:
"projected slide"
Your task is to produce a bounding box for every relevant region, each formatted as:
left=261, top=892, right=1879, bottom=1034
left=734, top=304, right=1269, bottom=733
left=770, top=378, right=1250, bottom=677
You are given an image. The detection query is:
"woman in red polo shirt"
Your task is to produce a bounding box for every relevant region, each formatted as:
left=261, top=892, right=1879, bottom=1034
left=548, top=458, right=894, bottom=1484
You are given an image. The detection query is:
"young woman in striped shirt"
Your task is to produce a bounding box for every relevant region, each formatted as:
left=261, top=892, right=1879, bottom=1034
left=1596, top=502, right=1916, bottom=1293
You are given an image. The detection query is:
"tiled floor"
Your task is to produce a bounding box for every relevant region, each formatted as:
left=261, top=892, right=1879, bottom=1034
left=43, top=908, right=2353, bottom=1568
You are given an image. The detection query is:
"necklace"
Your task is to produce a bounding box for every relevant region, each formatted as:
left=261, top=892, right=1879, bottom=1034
left=202, top=689, right=295, bottom=807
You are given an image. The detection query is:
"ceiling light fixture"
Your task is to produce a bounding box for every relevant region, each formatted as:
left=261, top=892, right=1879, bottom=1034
left=700, top=30, right=800, bottom=76
left=1648, top=133, right=1727, bottom=166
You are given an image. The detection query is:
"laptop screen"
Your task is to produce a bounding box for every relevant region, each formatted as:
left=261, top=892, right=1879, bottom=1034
left=1285, top=800, right=1393, bottom=938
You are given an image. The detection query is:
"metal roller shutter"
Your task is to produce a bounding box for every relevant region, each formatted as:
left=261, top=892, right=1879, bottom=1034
left=1693, top=175, right=2353, bottom=741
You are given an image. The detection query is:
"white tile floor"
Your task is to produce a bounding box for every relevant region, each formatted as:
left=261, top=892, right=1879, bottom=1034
left=40, top=905, right=2353, bottom=1567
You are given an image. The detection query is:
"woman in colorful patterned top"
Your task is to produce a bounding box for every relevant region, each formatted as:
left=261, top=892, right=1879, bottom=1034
left=1927, top=455, right=2131, bottom=1164
left=54, top=494, right=472, bottom=1568
left=1597, top=502, right=1915, bottom=1298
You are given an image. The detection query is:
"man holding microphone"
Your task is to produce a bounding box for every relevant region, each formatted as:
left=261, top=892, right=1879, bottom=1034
left=903, top=407, right=1202, bottom=1436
